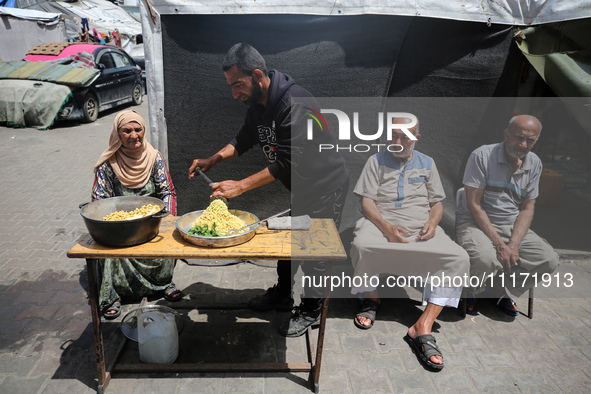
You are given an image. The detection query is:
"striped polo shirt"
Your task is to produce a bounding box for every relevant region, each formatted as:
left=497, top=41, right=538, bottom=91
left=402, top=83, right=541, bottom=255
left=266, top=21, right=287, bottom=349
left=456, top=142, right=542, bottom=225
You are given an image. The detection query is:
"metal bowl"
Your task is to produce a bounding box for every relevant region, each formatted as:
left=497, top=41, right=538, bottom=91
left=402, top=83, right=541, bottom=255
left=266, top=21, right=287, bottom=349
left=175, top=209, right=259, bottom=248
left=79, top=196, right=168, bottom=247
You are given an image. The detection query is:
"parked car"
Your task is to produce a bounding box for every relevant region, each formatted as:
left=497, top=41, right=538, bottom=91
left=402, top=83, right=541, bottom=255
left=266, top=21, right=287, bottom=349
left=132, top=53, right=147, bottom=90
left=25, top=43, right=144, bottom=123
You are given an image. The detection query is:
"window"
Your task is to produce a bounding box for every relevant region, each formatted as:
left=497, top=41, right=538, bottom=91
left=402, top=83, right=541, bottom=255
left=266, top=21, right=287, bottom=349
left=97, top=53, right=115, bottom=69
left=112, top=52, right=131, bottom=68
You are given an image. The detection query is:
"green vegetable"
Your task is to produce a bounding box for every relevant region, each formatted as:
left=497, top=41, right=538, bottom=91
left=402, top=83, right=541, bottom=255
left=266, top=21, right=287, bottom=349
left=188, top=222, right=226, bottom=237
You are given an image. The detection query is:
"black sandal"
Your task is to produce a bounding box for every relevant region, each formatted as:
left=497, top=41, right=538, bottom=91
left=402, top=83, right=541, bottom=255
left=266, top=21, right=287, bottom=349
left=164, top=285, right=182, bottom=302
left=495, top=296, right=519, bottom=317
left=354, top=299, right=379, bottom=330
left=103, top=299, right=121, bottom=320
left=404, top=333, right=444, bottom=370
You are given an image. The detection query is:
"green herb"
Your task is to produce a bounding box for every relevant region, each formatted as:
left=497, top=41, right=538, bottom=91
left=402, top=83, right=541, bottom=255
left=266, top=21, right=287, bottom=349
left=188, top=222, right=225, bottom=237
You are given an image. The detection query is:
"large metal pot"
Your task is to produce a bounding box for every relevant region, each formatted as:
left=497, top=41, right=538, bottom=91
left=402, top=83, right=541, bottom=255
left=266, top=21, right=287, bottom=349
left=80, top=196, right=168, bottom=247
left=175, top=210, right=259, bottom=248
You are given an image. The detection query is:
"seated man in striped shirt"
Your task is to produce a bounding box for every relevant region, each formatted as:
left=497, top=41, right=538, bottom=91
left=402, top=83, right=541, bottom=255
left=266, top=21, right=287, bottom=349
left=456, top=114, right=559, bottom=317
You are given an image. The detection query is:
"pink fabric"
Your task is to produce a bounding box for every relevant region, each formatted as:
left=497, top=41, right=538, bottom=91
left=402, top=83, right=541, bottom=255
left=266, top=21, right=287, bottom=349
left=24, top=44, right=108, bottom=62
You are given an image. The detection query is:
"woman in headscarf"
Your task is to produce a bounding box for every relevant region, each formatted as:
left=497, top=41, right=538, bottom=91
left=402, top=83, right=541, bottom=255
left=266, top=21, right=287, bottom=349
left=92, top=110, right=181, bottom=319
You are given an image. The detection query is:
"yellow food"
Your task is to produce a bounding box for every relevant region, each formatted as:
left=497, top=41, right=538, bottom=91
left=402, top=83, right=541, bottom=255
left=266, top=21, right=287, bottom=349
left=192, top=199, right=247, bottom=234
left=103, top=204, right=160, bottom=221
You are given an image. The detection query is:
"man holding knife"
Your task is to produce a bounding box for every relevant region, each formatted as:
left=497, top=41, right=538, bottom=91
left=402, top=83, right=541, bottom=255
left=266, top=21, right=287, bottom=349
left=189, top=43, right=349, bottom=337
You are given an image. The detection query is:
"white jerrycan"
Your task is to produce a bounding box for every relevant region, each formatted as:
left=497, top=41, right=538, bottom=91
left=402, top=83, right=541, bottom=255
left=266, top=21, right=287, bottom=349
left=137, top=311, right=179, bottom=363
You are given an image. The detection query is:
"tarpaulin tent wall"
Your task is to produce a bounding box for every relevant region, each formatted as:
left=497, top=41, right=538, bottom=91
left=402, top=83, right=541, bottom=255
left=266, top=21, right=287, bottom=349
left=515, top=18, right=591, bottom=140
left=138, top=1, right=591, bottom=232
left=0, top=7, right=66, bottom=61
left=17, top=0, right=144, bottom=59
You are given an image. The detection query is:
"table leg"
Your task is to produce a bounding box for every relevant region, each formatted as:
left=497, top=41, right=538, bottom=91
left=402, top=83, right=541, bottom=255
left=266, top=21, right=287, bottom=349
left=311, top=296, right=329, bottom=393
left=86, top=258, right=110, bottom=393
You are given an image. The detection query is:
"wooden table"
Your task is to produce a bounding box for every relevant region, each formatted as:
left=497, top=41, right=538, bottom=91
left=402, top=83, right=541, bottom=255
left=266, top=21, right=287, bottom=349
left=67, top=216, right=346, bottom=393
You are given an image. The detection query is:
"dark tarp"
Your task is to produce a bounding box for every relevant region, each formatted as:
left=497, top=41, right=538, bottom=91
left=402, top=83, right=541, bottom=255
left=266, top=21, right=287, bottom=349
left=516, top=18, right=591, bottom=138
left=160, top=14, right=523, bottom=234
left=516, top=18, right=591, bottom=97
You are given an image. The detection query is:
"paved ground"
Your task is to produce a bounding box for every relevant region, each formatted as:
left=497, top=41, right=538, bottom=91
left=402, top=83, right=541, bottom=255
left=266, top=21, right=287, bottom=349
left=1, top=100, right=591, bottom=393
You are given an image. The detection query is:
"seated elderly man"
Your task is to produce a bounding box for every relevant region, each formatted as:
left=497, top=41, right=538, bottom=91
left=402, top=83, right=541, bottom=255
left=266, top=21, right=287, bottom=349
left=456, top=114, right=559, bottom=316
left=350, top=117, right=470, bottom=371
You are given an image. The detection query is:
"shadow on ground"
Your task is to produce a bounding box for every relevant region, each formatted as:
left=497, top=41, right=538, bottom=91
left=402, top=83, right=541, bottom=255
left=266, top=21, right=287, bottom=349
left=49, top=282, right=315, bottom=391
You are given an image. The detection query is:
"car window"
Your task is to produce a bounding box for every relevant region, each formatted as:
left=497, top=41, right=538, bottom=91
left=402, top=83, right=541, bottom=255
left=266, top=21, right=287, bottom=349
left=112, top=52, right=131, bottom=68
left=97, top=53, right=116, bottom=69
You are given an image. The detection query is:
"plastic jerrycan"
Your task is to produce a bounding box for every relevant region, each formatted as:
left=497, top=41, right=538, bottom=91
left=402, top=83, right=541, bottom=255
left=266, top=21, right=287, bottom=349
left=137, top=311, right=179, bottom=363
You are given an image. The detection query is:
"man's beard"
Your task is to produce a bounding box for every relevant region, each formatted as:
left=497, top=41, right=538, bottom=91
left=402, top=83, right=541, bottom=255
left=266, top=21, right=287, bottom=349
left=506, top=146, right=528, bottom=160
left=391, top=141, right=416, bottom=160
left=243, top=80, right=263, bottom=105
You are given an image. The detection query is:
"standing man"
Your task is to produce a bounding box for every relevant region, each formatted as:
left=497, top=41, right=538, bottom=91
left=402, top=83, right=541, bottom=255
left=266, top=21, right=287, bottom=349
left=189, top=43, right=349, bottom=337
left=456, top=114, right=559, bottom=316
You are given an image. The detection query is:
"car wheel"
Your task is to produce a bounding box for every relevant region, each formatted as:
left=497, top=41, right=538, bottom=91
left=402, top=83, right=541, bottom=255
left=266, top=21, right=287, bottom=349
left=82, top=93, right=99, bottom=123
left=132, top=82, right=143, bottom=105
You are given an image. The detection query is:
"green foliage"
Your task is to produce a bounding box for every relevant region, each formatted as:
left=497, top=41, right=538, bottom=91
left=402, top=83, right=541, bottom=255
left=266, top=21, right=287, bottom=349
left=188, top=222, right=225, bottom=237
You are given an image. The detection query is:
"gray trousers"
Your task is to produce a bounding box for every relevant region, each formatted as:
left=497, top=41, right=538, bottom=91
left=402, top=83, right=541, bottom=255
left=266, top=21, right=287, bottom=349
left=456, top=221, right=559, bottom=297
